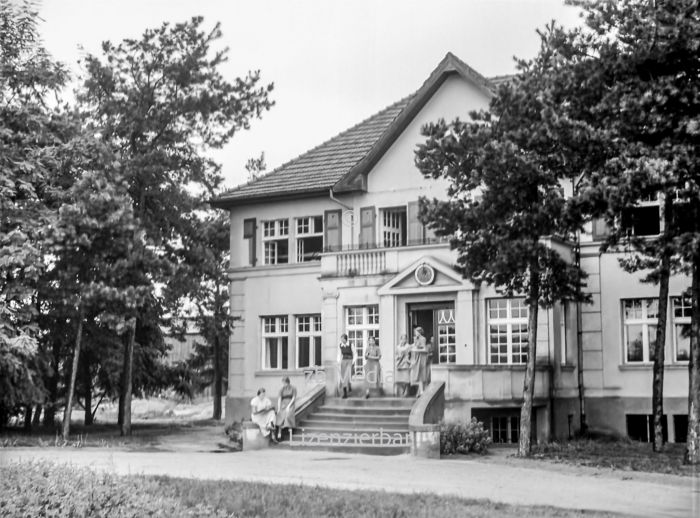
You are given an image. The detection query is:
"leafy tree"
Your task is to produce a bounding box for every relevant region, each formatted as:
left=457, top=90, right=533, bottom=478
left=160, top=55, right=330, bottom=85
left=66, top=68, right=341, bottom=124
left=0, top=0, right=74, bottom=426
left=77, top=17, right=274, bottom=431
left=558, top=0, right=700, bottom=459
left=164, top=212, right=232, bottom=419
left=245, top=151, right=267, bottom=181
left=416, top=30, right=589, bottom=456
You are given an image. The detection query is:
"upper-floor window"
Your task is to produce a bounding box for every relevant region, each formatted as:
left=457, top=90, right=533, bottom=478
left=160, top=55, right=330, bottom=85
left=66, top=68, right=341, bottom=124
left=672, top=296, right=690, bottom=362
left=488, top=298, right=528, bottom=365
left=622, top=298, right=658, bottom=363
left=261, top=315, right=289, bottom=369
left=296, top=216, right=323, bottom=262
left=262, top=219, right=289, bottom=264
left=296, top=314, right=322, bottom=369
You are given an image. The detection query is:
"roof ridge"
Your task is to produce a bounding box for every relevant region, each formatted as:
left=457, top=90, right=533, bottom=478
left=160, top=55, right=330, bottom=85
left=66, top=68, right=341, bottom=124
left=220, top=92, right=417, bottom=196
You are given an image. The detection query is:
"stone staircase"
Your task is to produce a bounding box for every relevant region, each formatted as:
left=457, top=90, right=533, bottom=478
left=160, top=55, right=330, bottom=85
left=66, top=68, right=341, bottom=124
left=283, top=397, right=414, bottom=455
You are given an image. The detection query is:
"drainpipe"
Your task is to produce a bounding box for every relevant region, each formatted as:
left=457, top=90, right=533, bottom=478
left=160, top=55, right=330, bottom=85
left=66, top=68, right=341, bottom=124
left=572, top=176, right=587, bottom=435
left=329, top=188, right=354, bottom=248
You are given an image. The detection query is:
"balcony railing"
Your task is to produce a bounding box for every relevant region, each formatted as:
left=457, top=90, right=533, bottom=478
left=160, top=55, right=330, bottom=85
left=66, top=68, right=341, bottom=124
left=323, top=236, right=448, bottom=254
left=335, top=249, right=386, bottom=276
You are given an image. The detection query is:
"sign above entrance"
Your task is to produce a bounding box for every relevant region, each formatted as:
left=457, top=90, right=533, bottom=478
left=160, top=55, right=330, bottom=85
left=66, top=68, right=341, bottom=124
left=414, top=263, right=436, bottom=286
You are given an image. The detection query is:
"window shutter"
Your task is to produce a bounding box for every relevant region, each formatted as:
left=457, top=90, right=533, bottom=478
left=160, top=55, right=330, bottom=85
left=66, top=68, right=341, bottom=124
left=359, top=206, right=376, bottom=248
left=243, top=218, right=256, bottom=266
left=324, top=210, right=342, bottom=252
left=407, top=201, right=425, bottom=245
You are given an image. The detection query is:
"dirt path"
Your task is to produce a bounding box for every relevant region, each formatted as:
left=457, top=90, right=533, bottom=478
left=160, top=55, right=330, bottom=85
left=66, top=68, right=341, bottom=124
left=1, top=447, right=696, bottom=517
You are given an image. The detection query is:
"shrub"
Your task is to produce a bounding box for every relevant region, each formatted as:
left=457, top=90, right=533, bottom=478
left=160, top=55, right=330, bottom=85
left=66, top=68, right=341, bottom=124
left=0, top=461, right=231, bottom=517
left=440, top=418, right=491, bottom=455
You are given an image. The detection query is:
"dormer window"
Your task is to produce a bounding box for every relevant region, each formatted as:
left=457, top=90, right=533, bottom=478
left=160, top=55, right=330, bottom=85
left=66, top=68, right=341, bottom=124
left=262, top=219, right=289, bottom=264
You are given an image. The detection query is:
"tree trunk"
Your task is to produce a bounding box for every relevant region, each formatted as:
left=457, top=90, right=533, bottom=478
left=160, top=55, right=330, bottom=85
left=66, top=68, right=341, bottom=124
left=83, top=357, right=93, bottom=426
left=518, top=264, right=540, bottom=457
left=32, top=405, right=42, bottom=428
left=652, top=202, right=672, bottom=452
left=44, top=339, right=60, bottom=427
left=120, top=321, right=136, bottom=436
left=24, top=406, right=33, bottom=433
left=62, top=307, right=85, bottom=440
left=118, top=331, right=128, bottom=426
left=213, top=320, right=222, bottom=420
left=684, top=251, right=700, bottom=464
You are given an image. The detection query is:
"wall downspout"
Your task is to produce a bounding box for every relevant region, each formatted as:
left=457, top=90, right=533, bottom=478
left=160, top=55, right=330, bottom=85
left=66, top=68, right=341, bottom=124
left=572, top=176, right=587, bottom=435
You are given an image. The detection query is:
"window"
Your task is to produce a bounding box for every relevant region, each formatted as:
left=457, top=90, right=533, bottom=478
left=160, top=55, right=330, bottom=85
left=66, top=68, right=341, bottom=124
left=243, top=218, right=256, bottom=266
left=262, top=219, right=289, bottom=265
left=622, top=298, right=658, bottom=363
left=626, top=414, right=668, bottom=442
left=491, top=416, right=520, bottom=444
left=621, top=193, right=660, bottom=236
left=261, top=316, right=289, bottom=369
left=488, top=299, right=529, bottom=365
left=380, top=207, right=407, bottom=247
left=345, top=305, right=379, bottom=375
left=296, top=216, right=323, bottom=262
left=437, top=308, right=456, bottom=364
left=672, top=296, right=691, bottom=362
left=674, top=414, right=688, bottom=443
left=296, top=315, right=322, bottom=369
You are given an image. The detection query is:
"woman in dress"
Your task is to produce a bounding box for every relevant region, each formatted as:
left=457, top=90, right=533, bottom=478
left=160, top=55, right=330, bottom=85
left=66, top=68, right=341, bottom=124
left=409, top=327, right=428, bottom=397
left=275, top=377, right=297, bottom=440
left=395, top=334, right=411, bottom=397
left=364, top=336, right=381, bottom=399
left=337, top=333, right=355, bottom=399
left=250, top=387, right=277, bottom=442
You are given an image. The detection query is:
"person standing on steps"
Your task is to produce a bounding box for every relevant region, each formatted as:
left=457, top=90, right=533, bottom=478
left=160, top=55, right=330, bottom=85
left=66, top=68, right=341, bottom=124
left=275, top=376, right=297, bottom=441
left=409, top=327, right=428, bottom=397
left=395, top=334, right=411, bottom=397
left=364, top=336, right=381, bottom=399
left=337, top=333, right=355, bottom=398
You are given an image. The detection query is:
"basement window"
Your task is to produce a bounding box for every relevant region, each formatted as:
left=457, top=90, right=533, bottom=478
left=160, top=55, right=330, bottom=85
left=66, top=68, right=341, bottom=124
left=626, top=414, right=667, bottom=442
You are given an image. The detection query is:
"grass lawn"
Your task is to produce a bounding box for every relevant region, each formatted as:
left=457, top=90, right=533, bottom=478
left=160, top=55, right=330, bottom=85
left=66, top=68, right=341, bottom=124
left=0, top=461, right=619, bottom=517
left=530, top=439, right=698, bottom=477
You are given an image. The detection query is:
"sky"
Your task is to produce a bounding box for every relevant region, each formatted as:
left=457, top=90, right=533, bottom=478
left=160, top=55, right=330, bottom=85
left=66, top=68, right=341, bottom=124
left=37, top=0, right=584, bottom=190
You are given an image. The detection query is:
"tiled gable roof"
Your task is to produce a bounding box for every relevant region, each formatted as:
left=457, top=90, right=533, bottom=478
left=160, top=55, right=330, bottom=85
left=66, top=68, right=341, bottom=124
left=212, top=53, right=502, bottom=208
left=212, top=94, right=415, bottom=206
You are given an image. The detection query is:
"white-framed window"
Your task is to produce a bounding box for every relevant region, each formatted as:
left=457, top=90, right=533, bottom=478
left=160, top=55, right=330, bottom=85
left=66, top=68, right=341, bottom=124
left=296, top=216, right=323, bottom=262
left=296, top=314, right=322, bottom=369
left=437, top=308, right=456, bottom=364
left=261, top=316, right=289, bottom=369
left=622, top=298, right=658, bottom=363
left=262, top=219, right=289, bottom=265
left=345, top=305, right=379, bottom=375
left=622, top=192, right=661, bottom=237
left=380, top=207, right=407, bottom=247
left=672, top=296, right=690, bottom=362
left=488, top=298, right=529, bottom=365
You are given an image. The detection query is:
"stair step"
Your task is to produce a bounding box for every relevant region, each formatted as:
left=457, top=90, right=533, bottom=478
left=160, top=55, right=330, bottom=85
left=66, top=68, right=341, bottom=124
left=307, top=412, right=408, bottom=422
left=328, top=397, right=415, bottom=408
left=299, top=420, right=407, bottom=430
left=297, top=424, right=408, bottom=433
left=319, top=406, right=411, bottom=416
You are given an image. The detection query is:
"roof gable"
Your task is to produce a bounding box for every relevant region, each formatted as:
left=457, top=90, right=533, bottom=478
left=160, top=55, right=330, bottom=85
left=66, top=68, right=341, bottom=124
left=212, top=53, right=499, bottom=209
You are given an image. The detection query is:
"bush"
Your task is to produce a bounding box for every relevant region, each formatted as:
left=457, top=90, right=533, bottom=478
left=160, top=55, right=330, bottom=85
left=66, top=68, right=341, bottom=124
left=0, top=461, right=231, bottom=517
left=440, top=418, right=491, bottom=455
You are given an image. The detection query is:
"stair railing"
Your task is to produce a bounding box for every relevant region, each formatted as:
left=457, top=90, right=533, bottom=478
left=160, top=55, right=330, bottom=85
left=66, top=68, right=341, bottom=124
left=408, top=381, right=445, bottom=458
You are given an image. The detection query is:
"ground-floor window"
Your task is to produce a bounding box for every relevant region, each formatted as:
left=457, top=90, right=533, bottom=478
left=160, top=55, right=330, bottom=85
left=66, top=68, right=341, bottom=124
left=487, top=298, right=528, bottom=365
left=345, top=305, right=379, bottom=376
left=261, top=316, right=289, bottom=370
left=436, top=308, right=456, bottom=364
left=491, top=416, right=520, bottom=444
left=296, top=314, right=322, bottom=369
left=626, top=414, right=668, bottom=442
left=674, top=414, right=688, bottom=443
left=672, top=296, right=691, bottom=362
left=622, top=298, right=658, bottom=363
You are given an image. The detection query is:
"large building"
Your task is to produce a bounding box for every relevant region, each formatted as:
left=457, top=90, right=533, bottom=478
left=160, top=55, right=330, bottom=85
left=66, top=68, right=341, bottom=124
left=213, top=53, right=690, bottom=444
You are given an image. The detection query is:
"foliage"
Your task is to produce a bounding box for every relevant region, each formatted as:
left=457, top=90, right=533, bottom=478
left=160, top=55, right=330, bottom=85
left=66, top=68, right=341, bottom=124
left=440, top=418, right=491, bottom=455
left=0, top=461, right=230, bottom=517
left=531, top=439, right=698, bottom=477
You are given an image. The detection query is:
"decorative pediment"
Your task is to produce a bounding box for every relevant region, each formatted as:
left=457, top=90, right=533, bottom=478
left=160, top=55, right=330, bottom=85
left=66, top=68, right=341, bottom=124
left=377, top=256, right=472, bottom=295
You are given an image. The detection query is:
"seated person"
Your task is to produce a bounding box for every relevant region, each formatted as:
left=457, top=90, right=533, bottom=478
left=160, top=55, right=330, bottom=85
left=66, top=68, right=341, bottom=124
left=250, top=387, right=277, bottom=442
